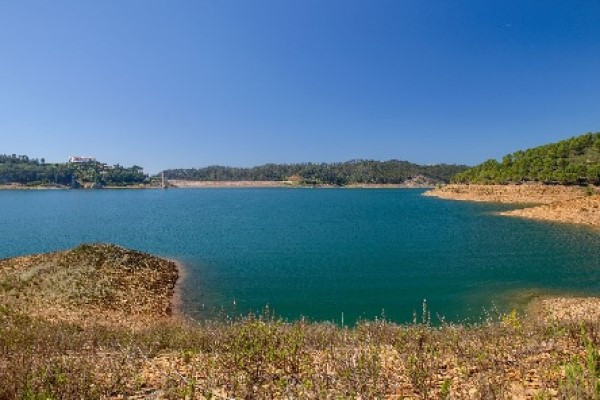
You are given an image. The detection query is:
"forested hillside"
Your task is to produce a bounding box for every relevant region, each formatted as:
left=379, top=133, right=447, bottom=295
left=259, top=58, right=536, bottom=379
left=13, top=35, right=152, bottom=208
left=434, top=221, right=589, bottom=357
left=0, top=154, right=147, bottom=187
left=452, top=132, right=600, bottom=185
left=161, top=160, right=468, bottom=186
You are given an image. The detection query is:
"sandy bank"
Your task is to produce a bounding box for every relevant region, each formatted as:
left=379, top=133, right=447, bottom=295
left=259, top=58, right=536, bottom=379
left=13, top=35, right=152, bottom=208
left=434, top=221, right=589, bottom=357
left=424, top=184, right=588, bottom=204
left=500, top=194, right=600, bottom=229
left=425, top=184, right=600, bottom=229
left=170, top=259, right=187, bottom=318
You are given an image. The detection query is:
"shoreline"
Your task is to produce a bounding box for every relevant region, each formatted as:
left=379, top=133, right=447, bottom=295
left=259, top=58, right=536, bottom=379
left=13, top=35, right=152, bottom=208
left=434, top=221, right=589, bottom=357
left=166, top=256, right=600, bottom=328
left=3, top=244, right=598, bottom=326
left=425, top=184, right=600, bottom=230
left=0, top=184, right=162, bottom=190
left=0, top=184, right=69, bottom=190
left=499, top=194, right=600, bottom=230
left=528, top=294, right=600, bottom=323
left=0, top=181, right=434, bottom=190
left=423, top=183, right=589, bottom=204
left=493, top=287, right=600, bottom=323
left=3, top=244, right=600, bottom=397
left=169, top=258, right=187, bottom=319
left=168, top=179, right=434, bottom=188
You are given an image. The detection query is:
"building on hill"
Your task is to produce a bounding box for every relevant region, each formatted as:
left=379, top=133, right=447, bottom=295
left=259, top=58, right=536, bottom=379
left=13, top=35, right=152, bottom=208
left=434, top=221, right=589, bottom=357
left=68, top=156, right=96, bottom=163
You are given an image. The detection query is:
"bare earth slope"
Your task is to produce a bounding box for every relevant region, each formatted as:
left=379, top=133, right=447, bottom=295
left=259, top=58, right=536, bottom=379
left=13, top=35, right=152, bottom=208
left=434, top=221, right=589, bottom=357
left=0, top=243, right=179, bottom=327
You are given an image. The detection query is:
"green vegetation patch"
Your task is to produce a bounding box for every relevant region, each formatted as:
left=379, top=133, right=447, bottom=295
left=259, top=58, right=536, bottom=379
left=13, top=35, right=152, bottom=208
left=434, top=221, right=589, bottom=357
left=453, top=132, right=600, bottom=185
left=0, top=154, right=147, bottom=187
left=161, top=160, right=469, bottom=186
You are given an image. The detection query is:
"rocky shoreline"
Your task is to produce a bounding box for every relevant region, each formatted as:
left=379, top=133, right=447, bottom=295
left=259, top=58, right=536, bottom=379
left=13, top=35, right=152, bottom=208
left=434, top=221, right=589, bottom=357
left=423, top=183, right=589, bottom=204
left=500, top=194, right=600, bottom=229
left=3, top=243, right=595, bottom=327
left=425, top=184, right=600, bottom=229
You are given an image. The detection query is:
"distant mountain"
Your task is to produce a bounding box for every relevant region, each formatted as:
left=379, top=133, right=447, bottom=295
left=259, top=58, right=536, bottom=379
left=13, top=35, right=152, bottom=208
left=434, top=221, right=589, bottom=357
left=161, top=160, right=469, bottom=186
left=452, top=132, right=600, bottom=185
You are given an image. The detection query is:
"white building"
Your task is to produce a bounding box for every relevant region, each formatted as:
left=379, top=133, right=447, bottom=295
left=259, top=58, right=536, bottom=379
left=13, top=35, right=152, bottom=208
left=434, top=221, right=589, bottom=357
left=68, top=156, right=96, bottom=163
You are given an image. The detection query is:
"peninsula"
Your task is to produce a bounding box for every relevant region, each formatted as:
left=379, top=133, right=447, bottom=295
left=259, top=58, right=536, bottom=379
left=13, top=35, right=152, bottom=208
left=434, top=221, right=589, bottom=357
left=425, top=132, right=600, bottom=229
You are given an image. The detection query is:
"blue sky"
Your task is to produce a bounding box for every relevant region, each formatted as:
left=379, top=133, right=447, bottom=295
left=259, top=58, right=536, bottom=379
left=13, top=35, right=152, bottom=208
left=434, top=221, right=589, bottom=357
left=1, top=1, right=599, bottom=173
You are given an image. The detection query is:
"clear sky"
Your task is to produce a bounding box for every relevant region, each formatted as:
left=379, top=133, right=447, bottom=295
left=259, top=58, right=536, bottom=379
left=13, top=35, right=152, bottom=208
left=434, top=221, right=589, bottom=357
left=1, top=1, right=599, bottom=173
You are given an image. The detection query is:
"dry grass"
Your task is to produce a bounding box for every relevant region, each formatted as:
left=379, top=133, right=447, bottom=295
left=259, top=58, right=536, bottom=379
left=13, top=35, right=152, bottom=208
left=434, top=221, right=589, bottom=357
left=1, top=245, right=600, bottom=399
left=2, top=305, right=600, bottom=399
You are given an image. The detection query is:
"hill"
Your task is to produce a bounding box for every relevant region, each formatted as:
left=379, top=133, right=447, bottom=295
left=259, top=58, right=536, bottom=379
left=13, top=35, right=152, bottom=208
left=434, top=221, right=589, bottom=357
left=161, top=160, right=468, bottom=186
left=452, top=132, right=600, bottom=185
left=0, top=244, right=178, bottom=326
left=0, top=154, right=148, bottom=187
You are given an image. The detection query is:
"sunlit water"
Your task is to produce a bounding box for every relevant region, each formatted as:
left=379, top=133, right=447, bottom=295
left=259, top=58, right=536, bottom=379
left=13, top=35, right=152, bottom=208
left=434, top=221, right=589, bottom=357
left=1, top=188, right=599, bottom=324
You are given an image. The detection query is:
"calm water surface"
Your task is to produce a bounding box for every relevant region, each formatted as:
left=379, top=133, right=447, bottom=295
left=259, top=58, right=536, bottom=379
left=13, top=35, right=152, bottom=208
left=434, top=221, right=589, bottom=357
left=1, top=188, right=599, bottom=324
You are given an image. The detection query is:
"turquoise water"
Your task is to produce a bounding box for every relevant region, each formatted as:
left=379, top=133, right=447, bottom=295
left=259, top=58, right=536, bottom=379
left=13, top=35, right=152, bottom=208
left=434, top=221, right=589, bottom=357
left=1, top=188, right=599, bottom=324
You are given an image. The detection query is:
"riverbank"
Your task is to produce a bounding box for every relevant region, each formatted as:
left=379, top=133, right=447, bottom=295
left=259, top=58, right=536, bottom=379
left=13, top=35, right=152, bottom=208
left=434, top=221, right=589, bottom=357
left=424, top=184, right=600, bottom=229
left=2, top=244, right=600, bottom=398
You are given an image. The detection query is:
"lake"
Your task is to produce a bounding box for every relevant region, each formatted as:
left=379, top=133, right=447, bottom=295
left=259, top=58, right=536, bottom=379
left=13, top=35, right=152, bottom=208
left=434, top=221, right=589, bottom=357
left=1, top=188, right=599, bottom=324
